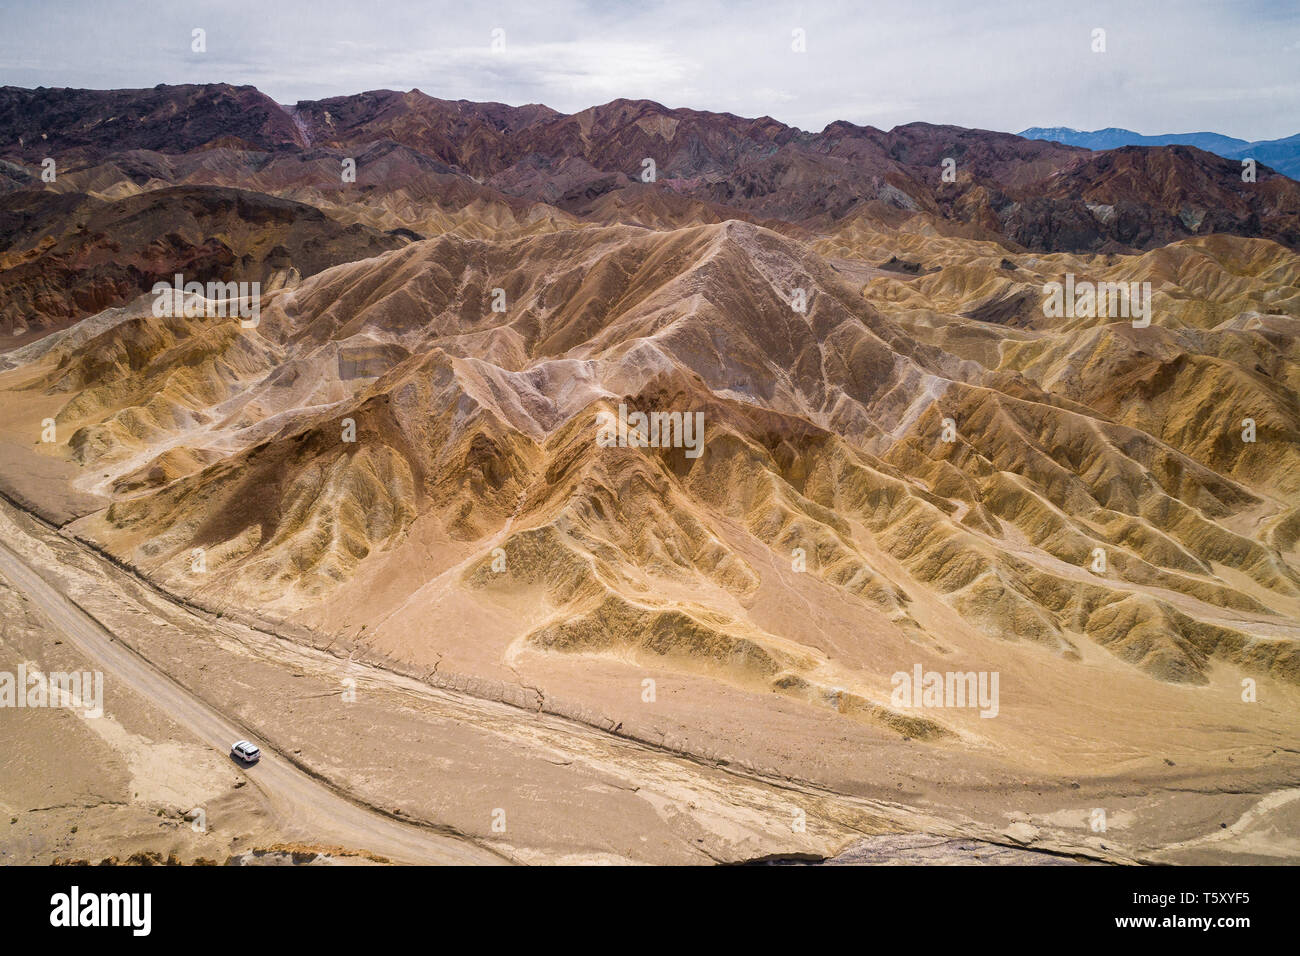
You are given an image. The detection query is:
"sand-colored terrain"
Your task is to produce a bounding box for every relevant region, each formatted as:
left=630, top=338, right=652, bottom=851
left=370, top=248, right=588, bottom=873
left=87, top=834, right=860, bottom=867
left=3, top=495, right=1296, bottom=864
left=3, top=86, right=1298, bottom=865
left=3, top=224, right=1298, bottom=864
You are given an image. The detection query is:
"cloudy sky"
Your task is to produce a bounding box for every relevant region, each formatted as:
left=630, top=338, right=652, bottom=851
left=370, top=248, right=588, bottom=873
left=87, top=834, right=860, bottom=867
left=3, top=0, right=1297, bottom=140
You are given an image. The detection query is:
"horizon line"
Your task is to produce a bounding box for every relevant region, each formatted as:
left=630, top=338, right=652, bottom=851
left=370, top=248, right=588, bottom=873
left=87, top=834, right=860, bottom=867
left=2, top=81, right=1294, bottom=146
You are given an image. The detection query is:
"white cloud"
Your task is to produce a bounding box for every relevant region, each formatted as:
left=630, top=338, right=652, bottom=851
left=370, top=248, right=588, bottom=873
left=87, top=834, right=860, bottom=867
left=1, top=0, right=1296, bottom=140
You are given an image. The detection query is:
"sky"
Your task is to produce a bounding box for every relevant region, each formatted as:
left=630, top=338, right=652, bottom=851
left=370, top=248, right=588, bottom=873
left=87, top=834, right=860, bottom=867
left=2, top=0, right=1297, bottom=140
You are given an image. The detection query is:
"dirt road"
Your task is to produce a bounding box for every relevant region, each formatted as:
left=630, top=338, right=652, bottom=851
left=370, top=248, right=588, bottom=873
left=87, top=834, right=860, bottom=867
left=0, top=538, right=508, bottom=866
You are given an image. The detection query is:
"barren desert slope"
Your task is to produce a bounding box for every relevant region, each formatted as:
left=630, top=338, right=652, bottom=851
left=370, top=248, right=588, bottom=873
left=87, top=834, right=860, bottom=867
left=2, top=84, right=1298, bottom=863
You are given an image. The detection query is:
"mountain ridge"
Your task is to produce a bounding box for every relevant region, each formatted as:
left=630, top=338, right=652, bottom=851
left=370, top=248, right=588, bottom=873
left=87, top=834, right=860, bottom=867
left=3, top=83, right=1298, bottom=344
left=1020, top=125, right=1300, bottom=178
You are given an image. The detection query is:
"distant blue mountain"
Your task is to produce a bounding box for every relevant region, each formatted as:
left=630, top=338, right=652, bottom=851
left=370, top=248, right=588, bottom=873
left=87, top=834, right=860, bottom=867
left=1018, top=126, right=1300, bottom=179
